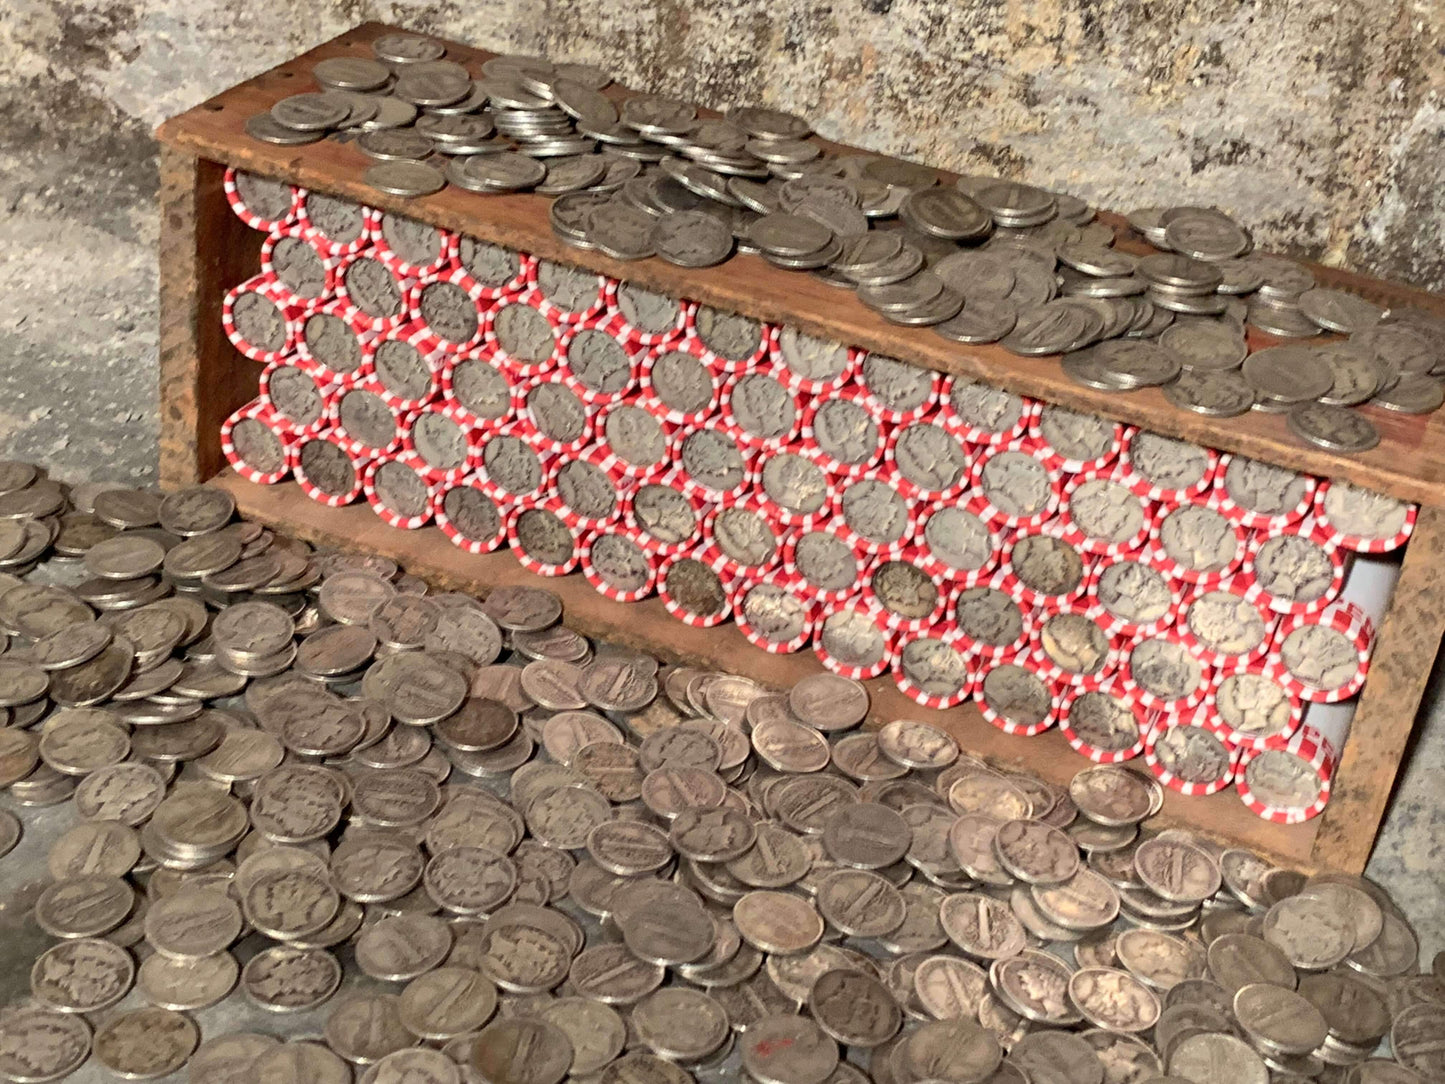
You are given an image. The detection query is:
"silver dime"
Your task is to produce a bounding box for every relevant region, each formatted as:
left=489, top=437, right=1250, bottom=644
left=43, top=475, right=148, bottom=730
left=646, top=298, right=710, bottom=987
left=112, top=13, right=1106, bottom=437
left=1287, top=402, right=1380, bottom=453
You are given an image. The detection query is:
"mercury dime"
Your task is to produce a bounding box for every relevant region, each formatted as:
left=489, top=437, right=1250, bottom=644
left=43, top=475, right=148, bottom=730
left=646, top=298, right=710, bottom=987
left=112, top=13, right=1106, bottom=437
left=93, top=1006, right=198, bottom=1080
left=1164, top=368, right=1256, bottom=416
left=1287, top=401, right=1380, bottom=453
left=30, top=938, right=134, bottom=1014
left=1069, top=765, right=1154, bottom=826
left=992, top=949, right=1083, bottom=1024
left=977, top=448, right=1053, bottom=519
left=188, top=1033, right=282, bottom=1083
left=941, top=892, right=1027, bottom=960
left=809, top=968, right=902, bottom=1047
left=356, top=913, right=452, bottom=981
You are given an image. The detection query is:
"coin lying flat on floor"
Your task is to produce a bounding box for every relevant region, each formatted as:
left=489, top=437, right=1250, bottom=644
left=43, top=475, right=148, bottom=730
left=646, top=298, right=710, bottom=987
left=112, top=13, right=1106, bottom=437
left=0, top=452, right=1427, bottom=1084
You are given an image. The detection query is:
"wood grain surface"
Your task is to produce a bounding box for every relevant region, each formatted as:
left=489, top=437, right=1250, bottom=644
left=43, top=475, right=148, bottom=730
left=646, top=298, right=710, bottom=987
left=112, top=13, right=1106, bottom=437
left=157, top=149, right=266, bottom=488
left=1312, top=504, right=1445, bottom=871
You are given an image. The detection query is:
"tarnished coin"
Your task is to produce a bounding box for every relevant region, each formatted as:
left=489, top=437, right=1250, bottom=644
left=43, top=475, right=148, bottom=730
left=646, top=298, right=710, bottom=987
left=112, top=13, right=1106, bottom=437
left=242, top=945, right=343, bottom=1012
left=739, top=1014, right=838, bottom=1084
left=30, top=938, right=135, bottom=1014
left=93, top=1007, right=199, bottom=1080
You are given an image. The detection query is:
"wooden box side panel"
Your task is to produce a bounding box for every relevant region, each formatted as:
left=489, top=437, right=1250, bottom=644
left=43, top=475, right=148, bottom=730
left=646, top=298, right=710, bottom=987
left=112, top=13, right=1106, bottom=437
left=1312, top=504, right=1445, bottom=870
left=158, top=148, right=266, bottom=488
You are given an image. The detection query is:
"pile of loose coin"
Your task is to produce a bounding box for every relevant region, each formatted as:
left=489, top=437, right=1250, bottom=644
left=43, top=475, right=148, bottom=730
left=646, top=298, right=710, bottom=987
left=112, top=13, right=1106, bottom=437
left=238, top=32, right=1445, bottom=449
left=0, top=460, right=1439, bottom=1083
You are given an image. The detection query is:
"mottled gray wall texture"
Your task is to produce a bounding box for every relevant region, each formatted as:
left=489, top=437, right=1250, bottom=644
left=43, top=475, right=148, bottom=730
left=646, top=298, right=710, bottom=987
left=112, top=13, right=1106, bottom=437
left=7, top=1, right=1445, bottom=282
left=2, top=0, right=1445, bottom=479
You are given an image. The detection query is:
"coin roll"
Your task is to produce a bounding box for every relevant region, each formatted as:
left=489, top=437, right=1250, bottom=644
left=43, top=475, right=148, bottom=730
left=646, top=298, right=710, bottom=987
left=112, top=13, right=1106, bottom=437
left=334, top=252, right=413, bottom=335
left=974, top=656, right=1060, bottom=736
left=600, top=280, right=691, bottom=348
left=362, top=453, right=437, bottom=530
left=856, top=351, right=942, bottom=424
left=433, top=476, right=511, bottom=555
left=892, top=630, right=975, bottom=709
left=881, top=420, right=973, bottom=502
left=1083, top=554, right=1184, bottom=639
left=1202, top=659, right=1303, bottom=753
left=364, top=325, right=442, bottom=413
left=488, top=291, right=568, bottom=378
left=1240, top=521, right=1345, bottom=617
left=780, top=525, right=865, bottom=603
left=257, top=360, right=338, bottom=439
left=1263, top=601, right=1374, bottom=704
left=683, top=308, right=777, bottom=373
left=549, top=445, right=629, bottom=531
left=1145, top=495, right=1247, bottom=589
left=222, top=276, right=301, bottom=364
left=373, top=215, right=458, bottom=279
left=1118, top=427, right=1220, bottom=503
left=296, top=191, right=380, bottom=256
left=579, top=524, right=660, bottom=603
left=1029, top=406, right=1125, bottom=474
left=453, top=243, right=533, bottom=304
left=405, top=267, right=490, bottom=352
left=999, top=525, right=1095, bottom=611
left=292, top=431, right=366, bottom=507
left=732, top=570, right=817, bottom=654
left=527, top=260, right=609, bottom=325
left=221, top=400, right=296, bottom=486
left=1234, top=725, right=1337, bottom=823
left=638, top=339, right=724, bottom=426
left=621, top=479, right=706, bottom=557
left=950, top=570, right=1035, bottom=662
left=938, top=376, right=1038, bottom=447
left=294, top=298, right=380, bottom=385
left=258, top=229, right=339, bottom=305
left=669, top=425, right=758, bottom=504
left=399, top=404, right=480, bottom=484
left=1174, top=574, right=1278, bottom=667
left=913, top=501, right=1002, bottom=589
left=1059, top=683, right=1148, bottom=763
left=1030, top=603, right=1123, bottom=693
left=797, top=387, right=887, bottom=480
left=1311, top=479, right=1417, bottom=554
left=1143, top=714, right=1238, bottom=796
left=507, top=496, right=586, bottom=576
left=439, top=346, right=521, bottom=433
left=697, top=498, right=785, bottom=580
left=224, top=166, right=302, bottom=232
left=1119, top=630, right=1214, bottom=713
left=860, top=551, right=949, bottom=633
left=474, top=423, right=557, bottom=503
left=774, top=337, right=861, bottom=396
left=811, top=594, right=896, bottom=680
left=557, top=315, right=643, bottom=405
left=967, top=438, right=1063, bottom=531
left=657, top=549, right=734, bottom=628
left=330, top=383, right=406, bottom=456
left=592, top=396, right=677, bottom=483
left=516, top=371, right=597, bottom=457
left=1211, top=453, right=1318, bottom=531
left=1056, top=466, right=1159, bottom=557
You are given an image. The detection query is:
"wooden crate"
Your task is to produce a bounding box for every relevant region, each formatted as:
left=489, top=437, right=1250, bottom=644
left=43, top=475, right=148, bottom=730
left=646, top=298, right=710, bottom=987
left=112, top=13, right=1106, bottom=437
left=155, top=21, right=1445, bottom=874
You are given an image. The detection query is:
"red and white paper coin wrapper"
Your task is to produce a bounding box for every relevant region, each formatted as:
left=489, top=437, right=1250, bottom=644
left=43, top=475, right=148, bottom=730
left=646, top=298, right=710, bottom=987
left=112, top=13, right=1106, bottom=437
left=216, top=199, right=1423, bottom=821
left=1235, top=726, right=1337, bottom=824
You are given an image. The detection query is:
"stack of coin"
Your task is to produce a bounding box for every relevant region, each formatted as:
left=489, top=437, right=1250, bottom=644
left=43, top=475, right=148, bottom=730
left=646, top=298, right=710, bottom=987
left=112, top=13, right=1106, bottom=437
left=0, top=457, right=1439, bottom=1084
